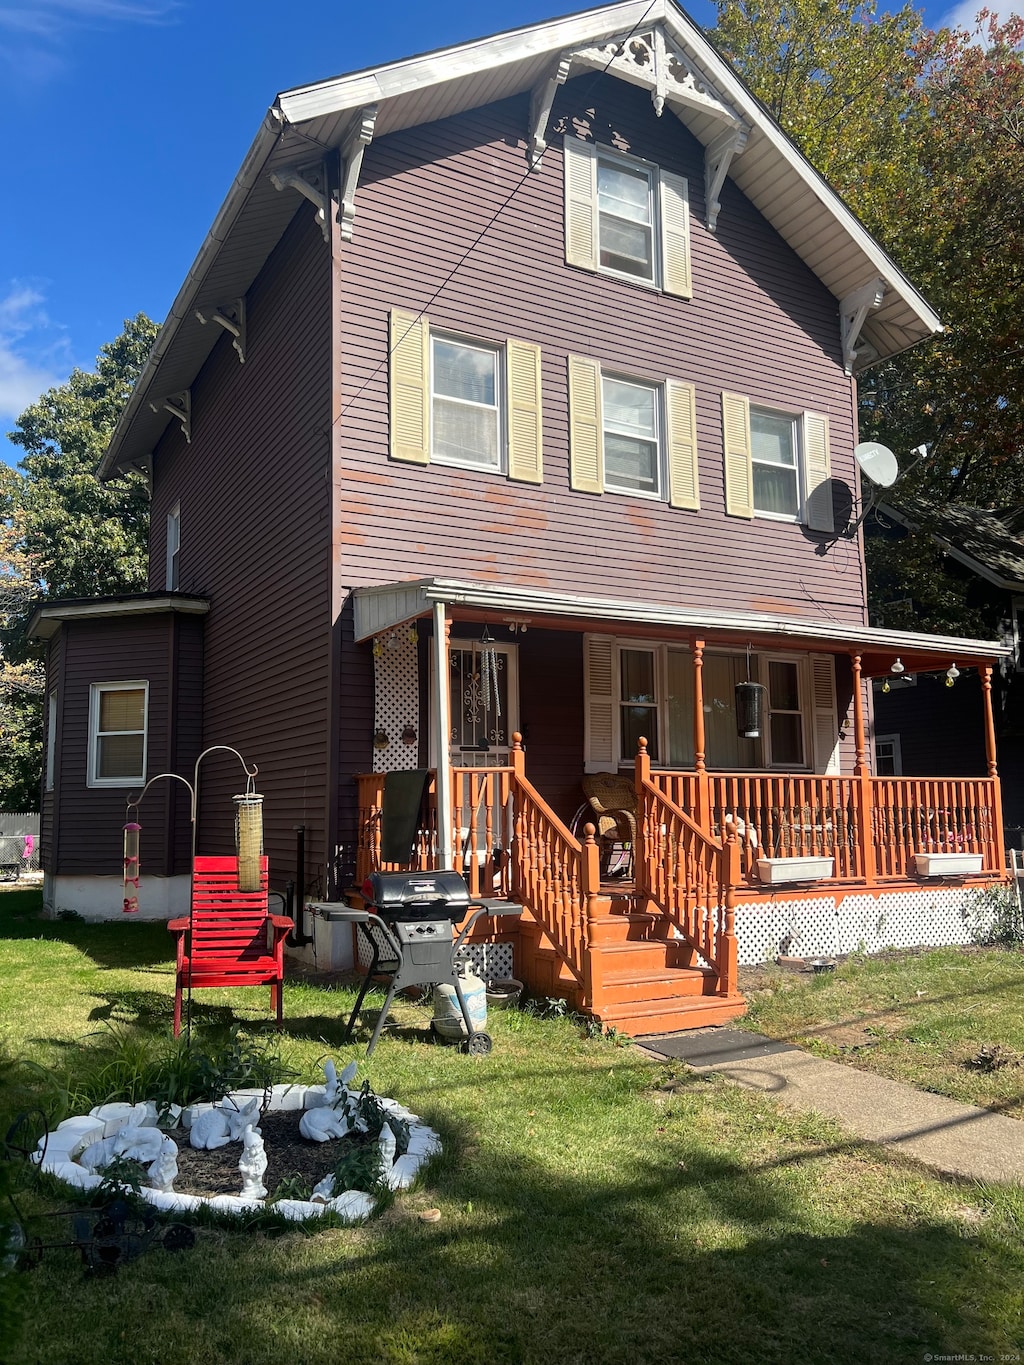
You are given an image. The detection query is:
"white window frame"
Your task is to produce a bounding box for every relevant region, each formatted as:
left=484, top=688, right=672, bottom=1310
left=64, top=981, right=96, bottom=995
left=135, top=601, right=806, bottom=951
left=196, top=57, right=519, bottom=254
left=874, top=733, right=903, bottom=776
left=45, top=688, right=57, bottom=792
left=761, top=653, right=811, bottom=770
left=596, top=149, right=660, bottom=288
left=601, top=373, right=665, bottom=500
left=429, top=332, right=505, bottom=474
left=88, top=682, right=149, bottom=788
left=165, top=502, right=180, bottom=590
left=750, top=406, right=802, bottom=523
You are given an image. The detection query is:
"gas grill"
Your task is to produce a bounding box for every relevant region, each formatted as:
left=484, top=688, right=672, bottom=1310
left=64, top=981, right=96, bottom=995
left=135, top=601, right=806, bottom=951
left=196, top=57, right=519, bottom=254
left=314, top=871, right=522, bottom=1058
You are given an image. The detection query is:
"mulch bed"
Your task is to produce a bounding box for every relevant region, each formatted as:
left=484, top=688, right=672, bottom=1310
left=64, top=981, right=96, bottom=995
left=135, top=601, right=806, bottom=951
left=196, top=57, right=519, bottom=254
left=171, top=1111, right=352, bottom=1199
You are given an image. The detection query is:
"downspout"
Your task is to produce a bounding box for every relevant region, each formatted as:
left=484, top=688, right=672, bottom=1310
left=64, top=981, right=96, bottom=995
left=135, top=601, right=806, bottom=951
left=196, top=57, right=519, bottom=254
left=433, top=601, right=454, bottom=871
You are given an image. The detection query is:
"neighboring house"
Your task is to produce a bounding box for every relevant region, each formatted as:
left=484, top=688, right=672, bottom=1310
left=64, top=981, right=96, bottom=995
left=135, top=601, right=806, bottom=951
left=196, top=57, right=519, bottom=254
left=872, top=498, right=1024, bottom=838
left=30, top=0, right=1011, bottom=1033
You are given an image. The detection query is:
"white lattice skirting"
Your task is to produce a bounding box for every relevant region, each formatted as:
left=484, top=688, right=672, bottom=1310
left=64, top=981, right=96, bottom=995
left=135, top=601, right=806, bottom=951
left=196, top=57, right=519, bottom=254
left=736, top=887, right=994, bottom=966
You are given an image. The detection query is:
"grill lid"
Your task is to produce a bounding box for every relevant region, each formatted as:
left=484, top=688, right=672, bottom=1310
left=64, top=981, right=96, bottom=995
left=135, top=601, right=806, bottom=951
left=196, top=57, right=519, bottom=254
left=364, top=870, right=472, bottom=917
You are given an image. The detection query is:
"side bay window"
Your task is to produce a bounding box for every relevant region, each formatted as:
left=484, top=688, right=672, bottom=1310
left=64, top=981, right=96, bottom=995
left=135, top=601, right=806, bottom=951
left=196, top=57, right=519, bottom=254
left=584, top=636, right=839, bottom=773
left=722, top=393, right=834, bottom=533
left=564, top=138, right=692, bottom=298
left=389, top=309, right=543, bottom=483
left=88, top=682, right=148, bottom=787
left=568, top=355, right=699, bottom=509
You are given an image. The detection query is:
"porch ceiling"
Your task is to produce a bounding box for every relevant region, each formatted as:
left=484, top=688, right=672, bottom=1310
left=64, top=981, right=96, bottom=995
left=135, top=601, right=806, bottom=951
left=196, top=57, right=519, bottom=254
left=351, top=578, right=1009, bottom=675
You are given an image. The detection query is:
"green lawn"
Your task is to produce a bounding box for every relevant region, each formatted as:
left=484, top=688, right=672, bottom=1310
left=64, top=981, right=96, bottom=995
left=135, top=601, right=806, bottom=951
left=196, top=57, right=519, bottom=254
left=739, top=946, right=1024, bottom=1118
left=2, top=890, right=1023, bottom=1365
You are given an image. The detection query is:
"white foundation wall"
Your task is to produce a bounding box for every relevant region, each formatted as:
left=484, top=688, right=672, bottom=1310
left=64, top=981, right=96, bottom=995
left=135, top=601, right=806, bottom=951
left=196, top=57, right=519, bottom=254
left=735, top=886, right=996, bottom=965
left=43, top=873, right=191, bottom=921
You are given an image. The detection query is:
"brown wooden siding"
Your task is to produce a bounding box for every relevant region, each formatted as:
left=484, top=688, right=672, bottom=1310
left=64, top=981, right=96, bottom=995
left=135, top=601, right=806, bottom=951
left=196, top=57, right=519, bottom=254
left=39, top=632, right=65, bottom=873
left=53, top=617, right=177, bottom=877
left=336, top=77, right=864, bottom=626
left=149, top=207, right=332, bottom=893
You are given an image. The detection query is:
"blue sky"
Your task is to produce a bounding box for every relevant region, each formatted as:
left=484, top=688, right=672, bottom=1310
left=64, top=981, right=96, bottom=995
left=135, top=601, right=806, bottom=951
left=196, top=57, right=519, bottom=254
left=0, top=0, right=1014, bottom=466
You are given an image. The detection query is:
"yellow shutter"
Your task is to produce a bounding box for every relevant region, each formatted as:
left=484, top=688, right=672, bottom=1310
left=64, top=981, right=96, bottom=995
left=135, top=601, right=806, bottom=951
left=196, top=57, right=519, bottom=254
left=660, top=171, right=692, bottom=300
left=810, top=653, right=841, bottom=774
left=666, top=380, right=699, bottom=510
left=506, top=339, right=543, bottom=484
left=803, top=412, right=834, bottom=533
left=722, top=392, right=753, bottom=518
left=568, top=355, right=603, bottom=494
left=563, top=138, right=598, bottom=271
left=584, top=634, right=616, bottom=771
left=389, top=309, right=429, bottom=464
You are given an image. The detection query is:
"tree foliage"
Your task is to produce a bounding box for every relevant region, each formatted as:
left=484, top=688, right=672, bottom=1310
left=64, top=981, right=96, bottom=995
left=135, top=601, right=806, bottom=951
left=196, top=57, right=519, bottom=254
left=0, top=315, right=157, bottom=808
left=714, top=3, right=1024, bottom=637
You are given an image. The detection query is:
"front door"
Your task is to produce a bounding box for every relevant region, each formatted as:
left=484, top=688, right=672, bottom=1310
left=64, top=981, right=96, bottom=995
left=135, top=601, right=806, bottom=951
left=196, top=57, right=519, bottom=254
left=445, top=640, right=519, bottom=767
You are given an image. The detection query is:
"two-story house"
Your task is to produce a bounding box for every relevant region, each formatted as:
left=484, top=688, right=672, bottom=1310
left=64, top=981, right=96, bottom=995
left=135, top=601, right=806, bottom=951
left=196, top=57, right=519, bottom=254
left=31, top=0, right=1010, bottom=1034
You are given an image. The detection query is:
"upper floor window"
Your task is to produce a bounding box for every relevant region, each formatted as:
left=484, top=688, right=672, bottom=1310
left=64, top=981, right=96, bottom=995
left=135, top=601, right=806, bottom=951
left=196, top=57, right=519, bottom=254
left=602, top=376, right=662, bottom=497
left=723, top=393, right=833, bottom=533
left=568, top=355, right=698, bottom=509
left=88, top=682, right=148, bottom=787
left=166, top=502, right=180, bottom=590
left=431, top=336, right=502, bottom=471
left=564, top=139, right=692, bottom=299
left=389, top=309, right=542, bottom=484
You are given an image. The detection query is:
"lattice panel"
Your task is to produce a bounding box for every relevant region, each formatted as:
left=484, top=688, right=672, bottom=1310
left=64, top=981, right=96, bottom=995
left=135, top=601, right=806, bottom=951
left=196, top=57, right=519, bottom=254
left=372, top=627, right=420, bottom=774
left=735, top=887, right=992, bottom=965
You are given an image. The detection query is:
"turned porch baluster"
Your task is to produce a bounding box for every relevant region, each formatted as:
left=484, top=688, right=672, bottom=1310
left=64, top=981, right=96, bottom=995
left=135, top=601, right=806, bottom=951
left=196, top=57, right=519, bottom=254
left=693, top=639, right=710, bottom=834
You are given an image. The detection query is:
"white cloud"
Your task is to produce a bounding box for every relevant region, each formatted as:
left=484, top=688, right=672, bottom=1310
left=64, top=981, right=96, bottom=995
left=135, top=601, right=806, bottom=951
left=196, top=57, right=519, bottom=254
left=0, top=0, right=178, bottom=84
left=0, top=284, right=69, bottom=424
left=935, top=1, right=1024, bottom=33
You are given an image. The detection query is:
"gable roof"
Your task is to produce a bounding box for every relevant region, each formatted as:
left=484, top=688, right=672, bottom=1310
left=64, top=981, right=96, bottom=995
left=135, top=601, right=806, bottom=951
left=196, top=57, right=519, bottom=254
left=99, top=0, right=941, bottom=479
left=878, top=498, right=1024, bottom=595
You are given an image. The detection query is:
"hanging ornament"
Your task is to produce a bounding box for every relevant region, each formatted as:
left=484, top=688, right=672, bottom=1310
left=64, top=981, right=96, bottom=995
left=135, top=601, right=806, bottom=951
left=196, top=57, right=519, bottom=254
left=946, top=662, right=960, bottom=688
left=479, top=626, right=501, bottom=719
left=881, top=678, right=891, bottom=694
left=890, top=658, right=905, bottom=675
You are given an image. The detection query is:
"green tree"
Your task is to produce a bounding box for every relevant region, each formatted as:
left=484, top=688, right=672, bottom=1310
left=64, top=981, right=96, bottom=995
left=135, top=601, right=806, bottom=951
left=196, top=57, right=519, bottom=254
left=0, top=314, right=158, bottom=807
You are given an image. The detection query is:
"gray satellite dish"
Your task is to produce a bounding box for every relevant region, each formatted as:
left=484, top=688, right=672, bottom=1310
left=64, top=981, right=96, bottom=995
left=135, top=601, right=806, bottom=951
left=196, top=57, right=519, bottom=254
left=854, top=441, right=899, bottom=489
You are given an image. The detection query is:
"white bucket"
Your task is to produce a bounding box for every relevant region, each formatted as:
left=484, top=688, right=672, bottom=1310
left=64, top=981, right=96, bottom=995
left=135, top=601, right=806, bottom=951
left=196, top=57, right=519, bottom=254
left=432, top=973, right=487, bottom=1039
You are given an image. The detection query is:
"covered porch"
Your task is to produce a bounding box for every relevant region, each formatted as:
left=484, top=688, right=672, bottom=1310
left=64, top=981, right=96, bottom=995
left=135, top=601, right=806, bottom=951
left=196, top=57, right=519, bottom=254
left=349, top=579, right=1009, bottom=1033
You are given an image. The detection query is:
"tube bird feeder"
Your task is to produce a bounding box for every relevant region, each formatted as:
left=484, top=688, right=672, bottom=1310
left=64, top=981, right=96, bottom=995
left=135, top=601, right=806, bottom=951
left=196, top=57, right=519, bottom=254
left=234, top=790, right=265, bottom=892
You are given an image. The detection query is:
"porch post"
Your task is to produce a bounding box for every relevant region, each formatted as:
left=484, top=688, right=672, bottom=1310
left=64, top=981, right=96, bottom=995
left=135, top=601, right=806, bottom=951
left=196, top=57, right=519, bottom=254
left=851, top=653, right=876, bottom=885
left=981, top=665, right=1006, bottom=874
left=693, top=639, right=710, bottom=834
left=432, top=602, right=454, bottom=871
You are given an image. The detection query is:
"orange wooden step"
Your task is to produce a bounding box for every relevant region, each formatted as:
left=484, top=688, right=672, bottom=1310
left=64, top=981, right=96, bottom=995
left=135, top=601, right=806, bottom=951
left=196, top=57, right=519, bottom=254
left=594, top=993, right=748, bottom=1036
left=598, top=965, right=717, bottom=1005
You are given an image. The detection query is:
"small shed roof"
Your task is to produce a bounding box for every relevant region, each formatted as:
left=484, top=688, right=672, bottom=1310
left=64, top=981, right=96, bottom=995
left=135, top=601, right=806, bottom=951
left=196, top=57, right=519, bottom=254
left=878, top=499, right=1024, bottom=595
left=100, top=0, right=940, bottom=479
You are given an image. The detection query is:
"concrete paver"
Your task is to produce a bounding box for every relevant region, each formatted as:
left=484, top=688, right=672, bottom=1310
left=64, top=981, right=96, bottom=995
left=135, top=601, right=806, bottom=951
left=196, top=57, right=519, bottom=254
left=639, top=1028, right=1024, bottom=1183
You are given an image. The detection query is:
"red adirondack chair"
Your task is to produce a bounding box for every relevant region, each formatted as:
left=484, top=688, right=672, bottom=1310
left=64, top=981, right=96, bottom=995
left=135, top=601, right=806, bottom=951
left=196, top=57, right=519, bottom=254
left=168, top=855, right=292, bottom=1036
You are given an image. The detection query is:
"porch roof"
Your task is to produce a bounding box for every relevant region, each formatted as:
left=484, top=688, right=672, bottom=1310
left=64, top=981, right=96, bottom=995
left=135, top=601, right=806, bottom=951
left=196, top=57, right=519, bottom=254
left=351, top=577, right=1009, bottom=675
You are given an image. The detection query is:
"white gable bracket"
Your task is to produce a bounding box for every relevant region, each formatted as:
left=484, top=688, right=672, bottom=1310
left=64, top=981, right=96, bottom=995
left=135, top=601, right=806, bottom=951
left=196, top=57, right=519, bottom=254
left=571, top=24, right=744, bottom=128
left=528, top=54, right=573, bottom=171
left=195, top=298, right=246, bottom=363
left=269, top=162, right=331, bottom=243
left=840, top=278, right=887, bottom=375
left=149, top=391, right=191, bottom=444
left=704, top=124, right=749, bottom=232
left=338, top=105, right=378, bottom=240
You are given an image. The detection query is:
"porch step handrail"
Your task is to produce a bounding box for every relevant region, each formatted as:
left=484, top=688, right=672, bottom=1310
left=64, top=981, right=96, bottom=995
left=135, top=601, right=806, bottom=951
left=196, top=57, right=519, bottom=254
left=509, top=735, right=593, bottom=995
left=635, top=741, right=740, bottom=996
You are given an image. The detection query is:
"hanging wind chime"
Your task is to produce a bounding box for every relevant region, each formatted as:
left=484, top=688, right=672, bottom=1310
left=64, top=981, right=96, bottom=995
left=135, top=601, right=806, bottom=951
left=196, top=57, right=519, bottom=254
left=478, top=626, right=501, bottom=733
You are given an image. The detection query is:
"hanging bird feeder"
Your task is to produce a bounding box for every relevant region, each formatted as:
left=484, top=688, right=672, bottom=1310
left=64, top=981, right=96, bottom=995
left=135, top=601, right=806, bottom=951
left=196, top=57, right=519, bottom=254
left=122, top=816, right=141, bottom=915
left=735, top=646, right=766, bottom=740
left=233, top=781, right=265, bottom=893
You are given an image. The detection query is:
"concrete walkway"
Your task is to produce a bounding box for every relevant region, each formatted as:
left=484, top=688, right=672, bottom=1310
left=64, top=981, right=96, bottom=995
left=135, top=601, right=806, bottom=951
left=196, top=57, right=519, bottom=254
left=639, top=1028, right=1024, bottom=1184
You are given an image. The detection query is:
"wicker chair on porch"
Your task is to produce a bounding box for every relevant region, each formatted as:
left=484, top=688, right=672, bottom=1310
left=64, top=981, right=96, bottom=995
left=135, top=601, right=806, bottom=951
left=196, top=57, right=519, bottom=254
left=577, top=774, right=638, bottom=879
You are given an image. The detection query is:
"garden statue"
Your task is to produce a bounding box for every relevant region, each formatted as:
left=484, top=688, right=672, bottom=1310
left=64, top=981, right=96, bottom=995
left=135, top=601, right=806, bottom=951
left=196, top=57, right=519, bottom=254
left=147, top=1135, right=179, bottom=1192
left=222, top=1097, right=260, bottom=1140
left=190, top=1108, right=232, bottom=1150
left=114, top=1124, right=165, bottom=1164
left=378, top=1122, right=396, bottom=1168
left=79, top=1135, right=119, bottom=1173
left=238, top=1125, right=268, bottom=1199
left=299, top=1105, right=353, bottom=1142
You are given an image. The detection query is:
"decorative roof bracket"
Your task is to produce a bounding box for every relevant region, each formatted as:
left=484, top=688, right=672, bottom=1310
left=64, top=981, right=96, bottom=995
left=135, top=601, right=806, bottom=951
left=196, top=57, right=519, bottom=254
left=528, top=54, right=573, bottom=170
left=570, top=23, right=744, bottom=128
left=149, top=391, right=191, bottom=444
left=704, top=124, right=749, bottom=232
left=840, top=278, right=887, bottom=375
left=269, top=161, right=331, bottom=243
left=338, top=105, right=378, bottom=240
left=195, top=298, right=246, bottom=363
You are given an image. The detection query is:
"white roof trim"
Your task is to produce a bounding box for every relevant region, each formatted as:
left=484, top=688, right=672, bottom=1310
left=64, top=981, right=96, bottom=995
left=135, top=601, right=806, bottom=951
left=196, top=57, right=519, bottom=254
left=352, top=577, right=1008, bottom=662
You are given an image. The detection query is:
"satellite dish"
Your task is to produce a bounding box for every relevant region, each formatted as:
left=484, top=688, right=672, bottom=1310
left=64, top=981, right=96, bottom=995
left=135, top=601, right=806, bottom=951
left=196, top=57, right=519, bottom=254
left=854, top=442, right=899, bottom=489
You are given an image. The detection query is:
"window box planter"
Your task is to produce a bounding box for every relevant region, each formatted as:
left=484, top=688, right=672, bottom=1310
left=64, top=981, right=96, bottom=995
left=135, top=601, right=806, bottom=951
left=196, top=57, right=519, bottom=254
left=756, top=856, right=834, bottom=884
left=913, top=852, right=984, bottom=877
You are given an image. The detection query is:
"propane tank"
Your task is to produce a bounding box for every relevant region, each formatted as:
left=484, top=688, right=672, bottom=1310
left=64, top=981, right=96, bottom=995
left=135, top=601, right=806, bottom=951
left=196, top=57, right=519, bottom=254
left=432, top=970, right=487, bottom=1039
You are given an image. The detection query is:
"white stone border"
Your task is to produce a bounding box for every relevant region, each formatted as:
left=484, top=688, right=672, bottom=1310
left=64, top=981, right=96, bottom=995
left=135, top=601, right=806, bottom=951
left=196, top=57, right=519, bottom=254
left=33, top=1083, right=441, bottom=1224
